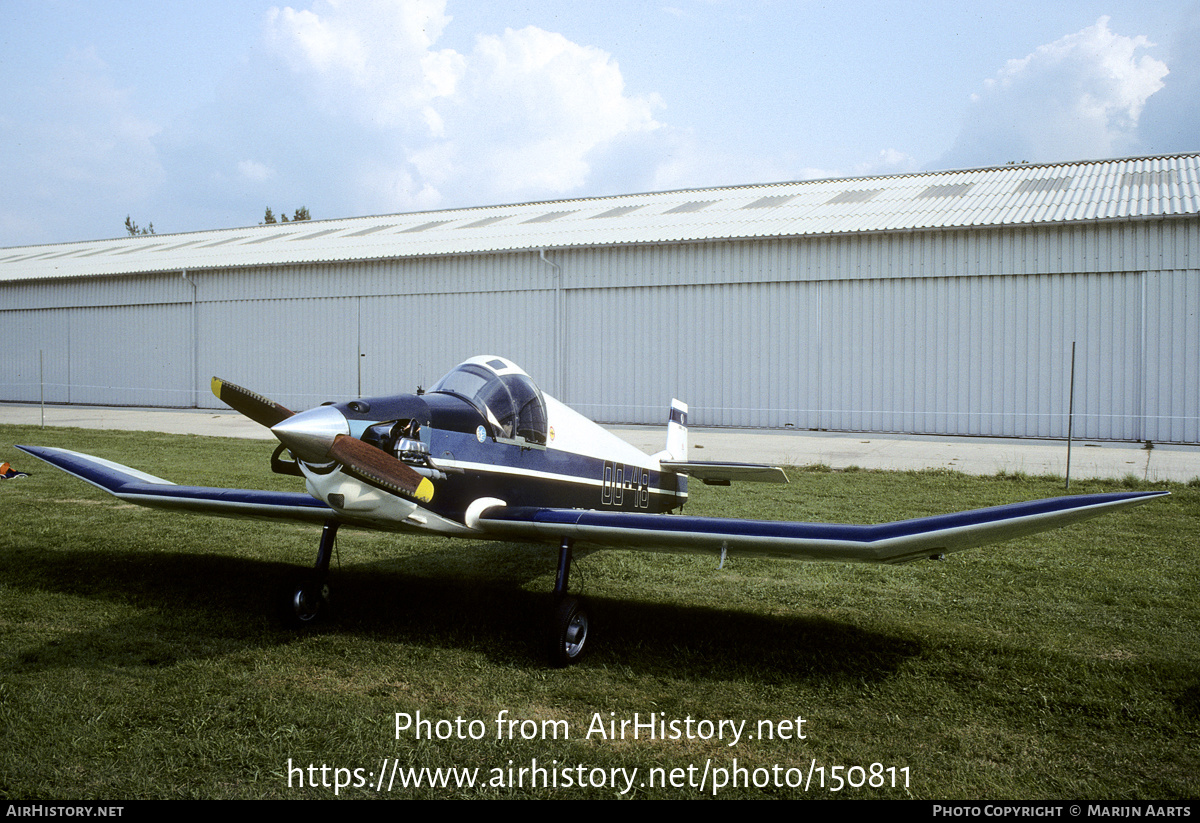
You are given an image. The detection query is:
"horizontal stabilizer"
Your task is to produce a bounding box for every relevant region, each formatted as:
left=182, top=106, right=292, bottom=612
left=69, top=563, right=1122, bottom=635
left=659, top=460, right=789, bottom=485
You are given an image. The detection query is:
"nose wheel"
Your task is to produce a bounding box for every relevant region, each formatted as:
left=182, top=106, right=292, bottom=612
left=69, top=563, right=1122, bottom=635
left=285, top=575, right=330, bottom=624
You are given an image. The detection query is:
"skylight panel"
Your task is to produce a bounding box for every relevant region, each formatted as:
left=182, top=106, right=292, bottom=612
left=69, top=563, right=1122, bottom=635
left=664, top=200, right=716, bottom=214
left=917, top=183, right=974, bottom=198
left=198, top=236, right=249, bottom=248
left=457, top=215, right=509, bottom=229
left=744, top=195, right=797, bottom=209
left=402, top=220, right=453, bottom=233
left=522, top=211, right=576, bottom=224
left=154, top=240, right=204, bottom=252
left=590, top=205, right=644, bottom=219
left=242, top=233, right=297, bottom=245
left=825, top=189, right=882, bottom=205
left=1016, top=177, right=1073, bottom=193
left=289, top=229, right=342, bottom=241
left=1121, top=170, right=1178, bottom=188
left=344, top=225, right=397, bottom=237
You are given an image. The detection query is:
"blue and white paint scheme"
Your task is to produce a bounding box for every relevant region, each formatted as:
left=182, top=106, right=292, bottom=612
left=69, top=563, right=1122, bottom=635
left=17, top=355, right=1168, bottom=666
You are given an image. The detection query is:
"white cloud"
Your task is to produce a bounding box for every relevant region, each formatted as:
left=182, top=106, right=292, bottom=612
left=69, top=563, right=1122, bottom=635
left=940, top=17, right=1168, bottom=168
left=237, top=160, right=275, bottom=182
left=265, top=0, right=463, bottom=127
left=418, top=26, right=662, bottom=197
left=1137, top=4, right=1200, bottom=155
left=263, top=1, right=661, bottom=210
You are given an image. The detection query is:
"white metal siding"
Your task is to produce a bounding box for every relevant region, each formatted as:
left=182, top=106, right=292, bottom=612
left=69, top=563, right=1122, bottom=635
left=1, top=215, right=1197, bottom=444
left=1, top=304, right=191, bottom=406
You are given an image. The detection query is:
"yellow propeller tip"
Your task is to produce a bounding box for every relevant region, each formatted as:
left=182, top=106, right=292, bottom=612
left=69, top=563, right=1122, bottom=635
left=416, top=478, right=434, bottom=503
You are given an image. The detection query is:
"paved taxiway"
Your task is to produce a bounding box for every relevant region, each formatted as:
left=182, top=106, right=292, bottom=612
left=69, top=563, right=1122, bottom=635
left=3, top=403, right=1197, bottom=483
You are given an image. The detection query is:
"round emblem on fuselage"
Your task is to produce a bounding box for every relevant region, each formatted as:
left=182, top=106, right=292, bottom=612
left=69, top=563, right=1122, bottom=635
left=476, top=425, right=486, bottom=443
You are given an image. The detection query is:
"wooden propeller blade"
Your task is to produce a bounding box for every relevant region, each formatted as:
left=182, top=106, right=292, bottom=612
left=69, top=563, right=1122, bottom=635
left=211, top=377, right=295, bottom=428
left=329, top=435, right=434, bottom=503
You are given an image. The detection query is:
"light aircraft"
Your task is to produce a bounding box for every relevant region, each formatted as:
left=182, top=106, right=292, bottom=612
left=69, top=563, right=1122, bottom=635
left=18, top=355, right=1167, bottom=666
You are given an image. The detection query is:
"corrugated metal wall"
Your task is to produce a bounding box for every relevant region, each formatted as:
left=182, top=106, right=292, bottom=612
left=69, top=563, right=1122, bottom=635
left=2, top=219, right=1197, bottom=443
left=562, top=271, right=1157, bottom=439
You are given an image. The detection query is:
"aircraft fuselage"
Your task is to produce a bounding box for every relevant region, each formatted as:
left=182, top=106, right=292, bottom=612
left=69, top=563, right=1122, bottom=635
left=295, top=388, right=688, bottom=530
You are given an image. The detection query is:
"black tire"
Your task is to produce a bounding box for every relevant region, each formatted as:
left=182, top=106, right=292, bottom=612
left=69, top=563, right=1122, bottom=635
left=548, top=595, right=589, bottom=667
left=281, top=576, right=329, bottom=626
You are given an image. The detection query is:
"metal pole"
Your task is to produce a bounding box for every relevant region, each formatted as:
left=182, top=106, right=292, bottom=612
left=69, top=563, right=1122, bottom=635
left=356, top=296, right=364, bottom=398
left=538, top=249, right=564, bottom=397
left=40, top=349, right=45, bottom=428
left=1066, top=341, right=1076, bottom=490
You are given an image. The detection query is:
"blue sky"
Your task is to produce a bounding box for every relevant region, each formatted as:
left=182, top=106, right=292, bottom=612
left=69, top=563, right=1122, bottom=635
left=3, top=1, right=1197, bottom=247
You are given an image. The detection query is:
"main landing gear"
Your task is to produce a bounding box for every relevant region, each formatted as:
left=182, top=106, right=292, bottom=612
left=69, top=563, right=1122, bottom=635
left=281, top=520, right=337, bottom=626
left=548, top=537, right=590, bottom=667
left=282, top=523, right=589, bottom=667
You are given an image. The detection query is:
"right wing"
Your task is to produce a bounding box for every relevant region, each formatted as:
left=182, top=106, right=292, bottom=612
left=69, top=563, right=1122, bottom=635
left=17, top=445, right=334, bottom=524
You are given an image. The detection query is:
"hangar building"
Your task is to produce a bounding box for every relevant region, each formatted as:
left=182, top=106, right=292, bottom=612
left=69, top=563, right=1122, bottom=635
left=2, top=153, right=1198, bottom=443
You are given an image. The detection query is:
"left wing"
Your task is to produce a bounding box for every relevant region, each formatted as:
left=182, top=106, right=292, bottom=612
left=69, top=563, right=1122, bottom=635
left=16, top=445, right=333, bottom=524
left=472, top=491, right=1168, bottom=564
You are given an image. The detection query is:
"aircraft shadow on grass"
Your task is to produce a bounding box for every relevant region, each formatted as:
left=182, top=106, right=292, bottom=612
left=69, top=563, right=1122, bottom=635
left=6, top=545, right=920, bottom=682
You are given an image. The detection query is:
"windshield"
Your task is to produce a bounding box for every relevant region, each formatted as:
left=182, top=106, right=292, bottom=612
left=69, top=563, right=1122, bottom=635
left=431, top=357, right=547, bottom=444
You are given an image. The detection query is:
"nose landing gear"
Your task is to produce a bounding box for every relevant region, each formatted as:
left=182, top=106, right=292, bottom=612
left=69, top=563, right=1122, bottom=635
left=281, top=520, right=337, bottom=626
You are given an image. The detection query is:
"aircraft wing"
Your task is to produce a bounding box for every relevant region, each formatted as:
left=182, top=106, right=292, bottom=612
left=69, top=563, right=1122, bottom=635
left=17, top=445, right=1169, bottom=563
left=16, top=445, right=334, bottom=524
left=473, top=491, right=1169, bottom=564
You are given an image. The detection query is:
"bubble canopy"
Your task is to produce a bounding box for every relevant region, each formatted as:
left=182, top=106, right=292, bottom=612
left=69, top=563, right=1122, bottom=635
left=430, top=356, right=548, bottom=445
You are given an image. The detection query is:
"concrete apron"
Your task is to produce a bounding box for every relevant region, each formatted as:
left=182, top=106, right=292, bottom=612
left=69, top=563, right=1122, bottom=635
left=2, top=403, right=1198, bottom=483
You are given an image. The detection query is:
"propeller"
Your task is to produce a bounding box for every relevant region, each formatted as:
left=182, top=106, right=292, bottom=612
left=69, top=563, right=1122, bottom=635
left=212, top=377, right=434, bottom=504
left=329, top=434, right=434, bottom=503
left=211, top=377, right=294, bottom=428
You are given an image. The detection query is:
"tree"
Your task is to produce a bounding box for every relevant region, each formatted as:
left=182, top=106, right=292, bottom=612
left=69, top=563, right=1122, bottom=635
left=261, top=206, right=310, bottom=225
left=124, top=215, right=155, bottom=236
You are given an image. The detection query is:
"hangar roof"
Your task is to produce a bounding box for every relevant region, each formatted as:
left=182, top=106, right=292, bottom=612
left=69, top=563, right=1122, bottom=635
left=3, top=152, right=1198, bottom=282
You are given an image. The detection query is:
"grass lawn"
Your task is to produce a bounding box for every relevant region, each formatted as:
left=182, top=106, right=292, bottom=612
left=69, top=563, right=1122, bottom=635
left=1, top=424, right=1196, bottom=799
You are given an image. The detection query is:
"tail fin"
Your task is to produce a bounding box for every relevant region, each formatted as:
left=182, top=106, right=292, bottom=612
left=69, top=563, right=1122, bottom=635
left=654, top=399, right=688, bottom=462
left=653, top=402, right=790, bottom=484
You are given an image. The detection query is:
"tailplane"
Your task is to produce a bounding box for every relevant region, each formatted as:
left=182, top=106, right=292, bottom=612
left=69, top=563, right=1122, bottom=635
left=653, top=398, right=789, bottom=485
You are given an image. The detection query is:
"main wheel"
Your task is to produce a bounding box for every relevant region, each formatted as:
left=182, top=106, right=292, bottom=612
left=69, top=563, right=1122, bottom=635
left=548, top=595, right=589, bottom=667
left=282, top=576, right=329, bottom=626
